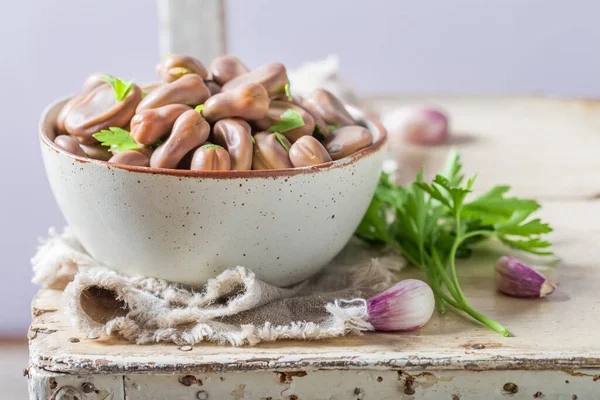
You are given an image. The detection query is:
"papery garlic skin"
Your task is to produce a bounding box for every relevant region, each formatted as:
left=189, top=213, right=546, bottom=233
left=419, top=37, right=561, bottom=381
left=382, top=106, right=449, bottom=146
left=367, top=279, right=435, bottom=331
left=495, top=256, right=556, bottom=298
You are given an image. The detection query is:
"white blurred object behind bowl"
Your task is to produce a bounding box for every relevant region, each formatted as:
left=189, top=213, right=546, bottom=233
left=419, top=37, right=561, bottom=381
left=288, top=55, right=361, bottom=105
left=39, top=100, right=386, bottom=287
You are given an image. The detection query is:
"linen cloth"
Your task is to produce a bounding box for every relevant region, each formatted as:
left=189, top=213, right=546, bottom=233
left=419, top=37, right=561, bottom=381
left=32, top=228, right=405, bottom=346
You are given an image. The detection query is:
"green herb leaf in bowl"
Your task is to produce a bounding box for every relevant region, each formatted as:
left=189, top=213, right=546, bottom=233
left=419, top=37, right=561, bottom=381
left=93, top=127, right=140, bottom=152
left=99, top=75, right=134, bottom=102
left=273, top=132, right=290, bottom=151
left=268, top=109, right=304, bottom=133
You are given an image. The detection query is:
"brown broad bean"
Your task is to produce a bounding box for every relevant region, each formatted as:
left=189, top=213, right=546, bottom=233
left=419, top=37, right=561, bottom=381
left=156, top=54, right=209, bottom=83
left=252, top=132, right=293, bottom=170
left=253, top=101, right=315, bottom=143
left=190, top=144, right=231, bottom=171
left=56, top=95, right=85, bottom=135
left=64, top=84, right=142, bottom=142
left=201, top=83, right=269, bottom=123
left=54, top=135, right=86, bottom=157
left=289, top=136, right=332, bottom=168
left=56, top=72, right=109, bottom=135
left=136, top=74, right=210, bottom=113
left=293, top=96, right=330, bottom=140
left=206, top=81, right=222, bottom=96
left=210, top=55, right=249, bottom=86
left=108, top=150, right=150, bottom=167
left=150, top=109, right=210, bottom=169
left=324, top=126, right=373, bottom=161
left=111, top=146, right=154, bottom=158
left=306, top=89, right=356, bottom=127
left=142, top=82, right=163, bottom=94
left=79, top=143, right=112, bottom=161
left=212, top=118, right=253, bottom=170
left=130, top=104, right=191, bottom=145
left=82, top=72, right=108, bottom=93
left=222, top=62, right=289, bottom=99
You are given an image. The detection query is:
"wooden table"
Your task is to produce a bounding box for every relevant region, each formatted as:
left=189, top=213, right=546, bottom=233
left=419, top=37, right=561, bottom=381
left=27, top=96, right=600, bottom=399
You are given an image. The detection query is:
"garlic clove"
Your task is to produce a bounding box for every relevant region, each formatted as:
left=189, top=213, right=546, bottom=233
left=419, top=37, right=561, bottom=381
left=382, top=106, right=449, bottom=146
left=367, top=279, right=435, bottom=331
left=495, top=256, right=556, bottom=298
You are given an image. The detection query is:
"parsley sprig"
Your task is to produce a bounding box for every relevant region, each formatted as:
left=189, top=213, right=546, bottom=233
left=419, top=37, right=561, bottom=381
left=93, top=127, right=140, bottom=152
left=356, top=150, right=553, bottom=336
left=268, top=109, right=304, bottom=134
left=99, top=75, right=134, bottom=102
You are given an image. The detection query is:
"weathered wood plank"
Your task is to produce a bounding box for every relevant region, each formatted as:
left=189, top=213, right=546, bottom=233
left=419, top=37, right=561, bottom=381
left=28, top=200, right=600, bottom=374
left=27, top=368, right=124, bottom=400
left=157, top=0, right=226, bottom=63
left=120, top=369, right=600, bottom=399
left=371, top=95, right=600, bottom=199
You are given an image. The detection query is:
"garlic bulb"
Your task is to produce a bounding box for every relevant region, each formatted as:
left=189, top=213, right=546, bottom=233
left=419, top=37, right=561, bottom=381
left=495, top=256, right=556, bottom=298
left=367, top=279, right=435, bottom=331
left=382, top=106, right=449, bottom=146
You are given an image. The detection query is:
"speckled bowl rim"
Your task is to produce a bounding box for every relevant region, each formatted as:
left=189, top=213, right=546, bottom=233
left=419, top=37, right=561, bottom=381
left=39, top=96, right=387, bottom=179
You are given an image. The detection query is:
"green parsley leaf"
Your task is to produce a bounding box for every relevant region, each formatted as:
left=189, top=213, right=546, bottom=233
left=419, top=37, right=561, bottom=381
left=99, top=75, right=134, bottom=102
left=195, top=104, right=205, bottom=113
left=284, top=83, right=293, bottom=101
left=93, top=127, right=140, bottom=152
left=268, top=109, right=305, bottom=133
left=440, top=148, right=464, bottom=186
left=273, top=132, right=290, bottom=151
left=498, top=236, right=553, bottom=255
left=356, top=196, right=390, bottom=245
left=327, top=124, right=341, bottom=131
left=462, top=186, right=540, bottom=225
left=251, top=135, right=256, bottom=144
left=141, top=91, right=148, bottom=99
left=497, top=218, right=553, bottom=236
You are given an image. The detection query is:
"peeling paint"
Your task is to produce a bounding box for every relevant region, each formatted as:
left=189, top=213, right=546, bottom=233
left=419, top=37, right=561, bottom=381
left=230, top=383, right=246, bottom=400
left=277, top=371, right=307, bottom=384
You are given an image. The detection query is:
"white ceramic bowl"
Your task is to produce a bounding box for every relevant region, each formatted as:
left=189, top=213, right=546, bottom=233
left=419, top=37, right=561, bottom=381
left=40, top=99, right=387, bottom=287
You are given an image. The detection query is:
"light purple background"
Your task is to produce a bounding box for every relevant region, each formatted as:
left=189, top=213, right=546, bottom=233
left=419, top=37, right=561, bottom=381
left=0, top=0, right=597, bottom=335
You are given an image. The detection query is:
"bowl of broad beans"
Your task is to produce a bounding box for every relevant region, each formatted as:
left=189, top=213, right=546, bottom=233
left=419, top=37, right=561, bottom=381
left=39, top=54, right=387, bottom=286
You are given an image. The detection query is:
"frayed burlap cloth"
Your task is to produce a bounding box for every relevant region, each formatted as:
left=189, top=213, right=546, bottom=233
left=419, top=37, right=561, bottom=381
left=31, top=228, right=405, bottom=346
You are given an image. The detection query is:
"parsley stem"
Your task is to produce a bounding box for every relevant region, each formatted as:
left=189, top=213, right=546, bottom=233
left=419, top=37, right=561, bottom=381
left=430, top=247, right=461, bottom=300
left=462, top=304, right=510, bottom=337
left=424, top=258, right=446, bottom=313
left=439, top=292, right=460, bottom=309
left=447, top=229, right=509, bottom=335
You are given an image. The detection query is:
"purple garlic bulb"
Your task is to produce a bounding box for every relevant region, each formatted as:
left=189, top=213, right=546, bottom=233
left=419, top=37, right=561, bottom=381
left=382, top=106, right=449, bottom=146
left=367, top=279, right=435, bottom=331
left=495, top=256, right=556, bottom=298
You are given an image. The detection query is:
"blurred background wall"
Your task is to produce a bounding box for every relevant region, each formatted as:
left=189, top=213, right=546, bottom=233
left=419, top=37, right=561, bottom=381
left=0, top=0, right=598, bottom=336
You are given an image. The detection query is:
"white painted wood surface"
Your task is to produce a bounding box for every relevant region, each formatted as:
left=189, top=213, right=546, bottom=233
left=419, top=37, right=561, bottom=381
left=373, top=94, right=600, bottom=199
left=157, top=0, right=226, bottom=62
left=27, top=96, right=600, bottom=399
